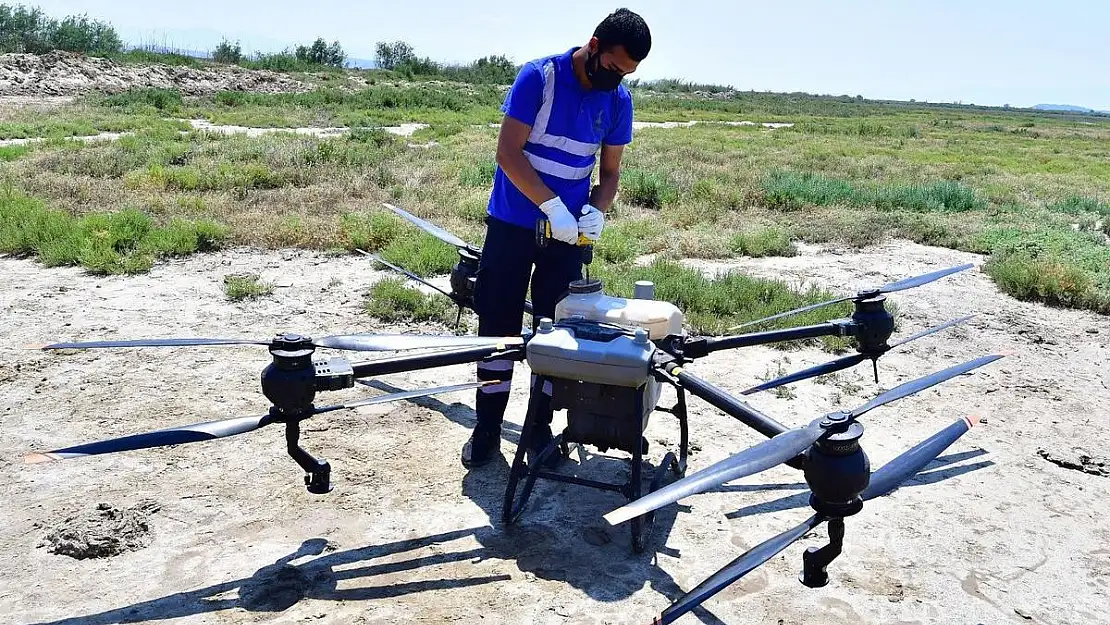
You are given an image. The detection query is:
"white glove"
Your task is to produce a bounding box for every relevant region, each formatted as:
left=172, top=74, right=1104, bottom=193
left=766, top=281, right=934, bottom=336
left=578, top=204, right=604, bottom=241
left=539, top=197, right=579, bottom=245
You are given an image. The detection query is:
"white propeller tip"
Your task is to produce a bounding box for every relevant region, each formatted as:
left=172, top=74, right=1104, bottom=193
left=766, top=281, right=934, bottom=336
left=603, top=507, right=639, bottom=526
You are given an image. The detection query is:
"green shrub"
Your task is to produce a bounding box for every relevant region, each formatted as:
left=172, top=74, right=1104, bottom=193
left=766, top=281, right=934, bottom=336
left=100, top=87, right=184, bottom=112
left=0, top=145, right=30, bottom=161
left=458, top=160, right=496, bottom=187
left=0, top=188, right=228, bottom=274
left=984, top=252, right=1104, bottom=312
left=729, top=226, right=797, bottom=257
left=760, top=170, right=986, bottom=213
left=761, top=171, right=858, bottom=210
left=377, top=230, right=458, bottom=277
left=1047, top=196, right=1110, bottom=217
left=595, top=217, right=667, bottom=263
left=363, top=276, right=456, bottom=325
left=975, top=225, right=1110, bottom=313
left=872, top=180, right=985, bottom=213
left=339, top=210, right=402, bottom=251
left=224, top=273, right=273, bottom=301
left=621, top=169, right=678, bottom=209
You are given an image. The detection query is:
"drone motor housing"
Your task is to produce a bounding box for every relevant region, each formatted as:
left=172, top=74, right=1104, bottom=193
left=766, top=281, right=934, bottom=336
left=851, top=296, right=896, bottom=353
left=526, top=317, right=662, bottom=454
left=261, top=334, right=319, bottom=413
left=449, top=247, right=480, bottom=308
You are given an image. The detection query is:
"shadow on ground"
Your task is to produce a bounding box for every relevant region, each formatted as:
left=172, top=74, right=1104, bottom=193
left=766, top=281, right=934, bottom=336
left=24, top=386, right=992, bottom=625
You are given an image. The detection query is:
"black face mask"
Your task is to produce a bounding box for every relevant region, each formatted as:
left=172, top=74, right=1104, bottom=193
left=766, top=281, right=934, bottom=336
left=586, top=49, right=622, bottom=91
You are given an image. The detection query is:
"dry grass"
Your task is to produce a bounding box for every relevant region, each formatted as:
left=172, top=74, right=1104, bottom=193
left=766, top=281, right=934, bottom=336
left=3, top=89, right=1110, bottom=314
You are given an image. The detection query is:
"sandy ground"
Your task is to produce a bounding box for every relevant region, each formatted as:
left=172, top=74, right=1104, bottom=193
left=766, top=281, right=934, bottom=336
left=0, top=120, right=432, bottom=147
left=0, top=119, right=793, bottom=148
left=1, top=239, right=1107, bottom=625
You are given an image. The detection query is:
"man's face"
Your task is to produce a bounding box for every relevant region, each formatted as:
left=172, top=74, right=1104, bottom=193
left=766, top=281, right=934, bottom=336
left=589, top=38, right=639, bottom=78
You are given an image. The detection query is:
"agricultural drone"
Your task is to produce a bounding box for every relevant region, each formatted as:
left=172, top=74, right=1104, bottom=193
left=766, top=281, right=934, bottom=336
left=24, top=202, right=1005, bottom=623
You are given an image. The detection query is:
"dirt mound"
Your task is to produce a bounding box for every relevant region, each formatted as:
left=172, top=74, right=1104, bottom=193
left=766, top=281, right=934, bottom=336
left=37, top=499, right=160, bottom=559
left=0, top=50, right=312, bottom=96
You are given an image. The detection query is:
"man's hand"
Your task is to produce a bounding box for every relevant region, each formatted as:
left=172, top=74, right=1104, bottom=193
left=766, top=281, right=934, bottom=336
left=578, top=204, right=605, bottom=241
left=540, top=197, right=580, bottom=244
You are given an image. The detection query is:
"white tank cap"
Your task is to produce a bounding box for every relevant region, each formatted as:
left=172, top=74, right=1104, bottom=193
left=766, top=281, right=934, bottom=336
left=634, top=280, right=655, bottom=299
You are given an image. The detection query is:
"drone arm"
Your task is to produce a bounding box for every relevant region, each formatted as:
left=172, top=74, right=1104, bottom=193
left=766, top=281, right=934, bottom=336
left=654, top=361, right=801, bottom=469
left=700, top=321, right=855, bottom=355
left=350, top=344, right=526, bottom=378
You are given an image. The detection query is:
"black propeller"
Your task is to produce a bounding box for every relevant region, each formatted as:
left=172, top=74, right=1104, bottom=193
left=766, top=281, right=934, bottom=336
left=25, top=380, right=501, bottom=463
left=383, top=202, right=476, bottom=251
left=740, top=314, right=976, bottom=395
left=30, top=331, right=523, bottom=353
left=647, top=414, right=983, bottom=625
left=355, top=248, right=455, bottom=300
left=603, top=354, right=1002, bottom=526
left=729, top=263, right=975, bottom=331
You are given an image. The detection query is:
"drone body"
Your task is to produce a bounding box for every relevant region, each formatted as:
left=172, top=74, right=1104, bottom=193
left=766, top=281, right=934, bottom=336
left=503, top=278, right=690, bottom=550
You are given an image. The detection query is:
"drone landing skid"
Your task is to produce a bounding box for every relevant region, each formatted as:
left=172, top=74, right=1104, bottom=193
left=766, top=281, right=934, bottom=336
left=283, top=418, right=332, bottom=494
left=502, top=374, right=689, bottom=553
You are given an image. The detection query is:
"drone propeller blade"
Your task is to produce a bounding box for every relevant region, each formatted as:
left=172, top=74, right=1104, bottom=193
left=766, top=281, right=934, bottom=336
left=355, top=249, right=455, bottom=300
left=727, top=264, right=975, bottom=332
left=313, top=333, right=522, bottom=352
left=604, top=422, right=825, bottom=526
left=740, top=353, right=868, bottom=395
left=25, top=414, right=274, bottom=463
left=740, top=314, right=976, bottom=395
left=382, top=202, right=471, bottom=249
left=849, top=354, right=1002, bottom=419
left=877, top=263, right=975, bottom=294
left=863, top=415, right=980, bottom=501
left=888, top=314, right=975, bottom=349
left=728, top=295, right=855, bottom=331
left=326, top=379, right=500, bottom=412
left=33, top=337, right=270, bottom=350
left=652, top=513, right=829, bottom=625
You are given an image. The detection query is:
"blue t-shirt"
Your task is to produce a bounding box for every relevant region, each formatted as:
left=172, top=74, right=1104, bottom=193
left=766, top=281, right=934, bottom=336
left=487, top=47, right=634, bottom=229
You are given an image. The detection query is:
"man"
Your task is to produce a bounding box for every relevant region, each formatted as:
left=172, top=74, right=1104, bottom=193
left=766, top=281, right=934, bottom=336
left=462, top=8, right=651, bottom=468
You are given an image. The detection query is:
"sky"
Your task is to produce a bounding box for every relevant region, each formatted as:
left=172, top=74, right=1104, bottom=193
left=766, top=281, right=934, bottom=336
left=20, top=0, right=1110, bottom=111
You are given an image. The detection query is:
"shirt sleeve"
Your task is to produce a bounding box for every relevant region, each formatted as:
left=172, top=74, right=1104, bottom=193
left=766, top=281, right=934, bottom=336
left=500, top=62, right=543, bottom=127
left=604, top=90, right=634, bottom=146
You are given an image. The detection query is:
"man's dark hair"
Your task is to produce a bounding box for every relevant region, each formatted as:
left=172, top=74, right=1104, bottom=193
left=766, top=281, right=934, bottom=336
left=594, top=8, right=651, bottom=61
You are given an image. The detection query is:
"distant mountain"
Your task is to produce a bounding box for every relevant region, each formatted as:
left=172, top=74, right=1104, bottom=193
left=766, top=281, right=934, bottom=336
left=1033, top=103, right=1110, bottom=114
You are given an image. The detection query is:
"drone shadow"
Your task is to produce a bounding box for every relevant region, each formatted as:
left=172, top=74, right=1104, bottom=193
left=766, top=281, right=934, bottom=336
left=721, top=450, right=994, bottom=520
left=360, top=378, right=524, bottom=446
left=457, top=440, right=729, bottom=625
left=27, top=406, right=731, bottom=625
left=25, top=530, right=509, bottom=625
left=365, top=377, right=729, bottom=623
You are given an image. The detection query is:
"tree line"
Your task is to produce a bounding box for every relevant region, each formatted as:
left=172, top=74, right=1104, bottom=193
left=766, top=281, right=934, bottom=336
left=0, top=3, right=122, bottom=54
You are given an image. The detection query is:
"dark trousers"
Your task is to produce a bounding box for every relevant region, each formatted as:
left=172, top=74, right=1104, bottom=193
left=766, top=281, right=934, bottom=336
left=472, top=215, right=583, bottom=439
